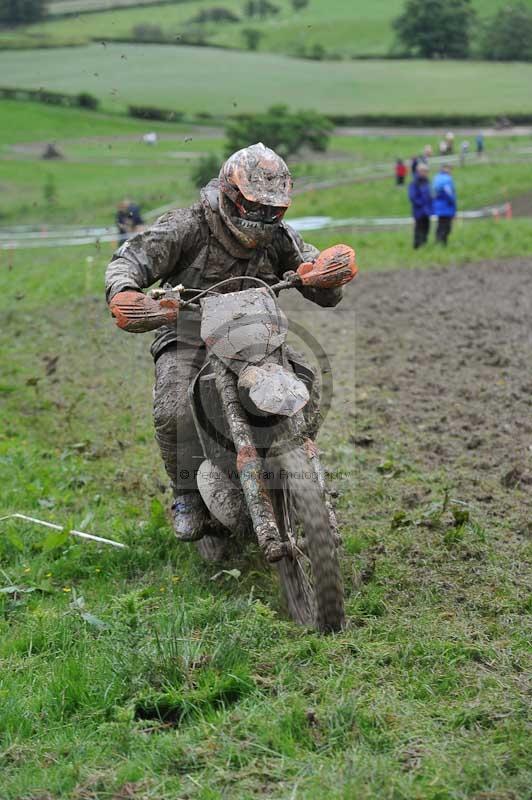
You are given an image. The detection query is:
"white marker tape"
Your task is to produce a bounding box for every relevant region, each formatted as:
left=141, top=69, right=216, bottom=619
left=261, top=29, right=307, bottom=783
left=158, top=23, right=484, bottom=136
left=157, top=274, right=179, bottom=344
left=0, top=513, right=128, bottom=549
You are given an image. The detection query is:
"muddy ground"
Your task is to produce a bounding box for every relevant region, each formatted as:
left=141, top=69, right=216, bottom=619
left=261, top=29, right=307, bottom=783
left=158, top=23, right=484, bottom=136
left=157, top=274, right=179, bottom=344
left=282, top=257, right=532, bottom=534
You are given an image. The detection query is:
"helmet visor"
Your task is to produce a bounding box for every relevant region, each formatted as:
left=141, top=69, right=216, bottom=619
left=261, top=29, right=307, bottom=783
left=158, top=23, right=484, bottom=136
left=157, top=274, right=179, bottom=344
left=235, top=194, right=287, bottom=224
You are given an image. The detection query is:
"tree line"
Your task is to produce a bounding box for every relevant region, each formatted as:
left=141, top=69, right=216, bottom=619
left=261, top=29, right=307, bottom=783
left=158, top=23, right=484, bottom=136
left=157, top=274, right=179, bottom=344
left=2, top=0, right=531, bottom=63
left=393, top=0, right=532, bottom=62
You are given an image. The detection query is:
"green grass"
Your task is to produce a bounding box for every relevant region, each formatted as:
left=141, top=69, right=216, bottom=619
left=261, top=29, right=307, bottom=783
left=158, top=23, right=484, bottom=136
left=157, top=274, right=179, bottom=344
left=1, top=44, right=531, bottom=116
left=0, top=242, right=531, bottom=798
left=2, top=100, right=532, bottom=228
left=0, top=99, right=197, bottom=146
left=309, top=218, right=532, bottom=271
left=1, top=98, right=531, bottom=797
left=3, top=0, right=510, bottom=57
left=290, top=161, right=532, bottom=219
left=0, top=156, right=198, bottom=224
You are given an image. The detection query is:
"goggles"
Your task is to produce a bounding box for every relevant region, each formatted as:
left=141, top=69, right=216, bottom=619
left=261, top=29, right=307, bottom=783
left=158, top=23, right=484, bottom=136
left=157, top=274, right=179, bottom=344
left=234, top=194, right=287, bottom=224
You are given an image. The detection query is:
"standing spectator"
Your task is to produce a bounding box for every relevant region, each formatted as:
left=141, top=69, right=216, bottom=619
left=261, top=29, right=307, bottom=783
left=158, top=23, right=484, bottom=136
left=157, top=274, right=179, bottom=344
left=460, top=140, right=470, bottom=166
left=476, top=132, right=484, bottom=157
left=432, top=165, right=457, bottom=246
left=408, top=162, right=432, bottom=249
left=445, top=131, right=455, bottom=154
left=116, top=199, right=144, bottom=244
left=395, top=158, right=408, bottom=185
left=411, top=154, right=419, bottom=176
left=423, top=143, right=433, bottom=159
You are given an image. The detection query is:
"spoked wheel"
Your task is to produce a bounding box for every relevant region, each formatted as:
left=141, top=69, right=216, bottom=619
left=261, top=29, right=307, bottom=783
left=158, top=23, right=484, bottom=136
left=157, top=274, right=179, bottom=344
left=268, top=446, right=345, bottom=633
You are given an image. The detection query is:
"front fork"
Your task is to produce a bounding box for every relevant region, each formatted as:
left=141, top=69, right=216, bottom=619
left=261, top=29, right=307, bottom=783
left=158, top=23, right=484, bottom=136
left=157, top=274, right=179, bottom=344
left=211, top=356, right=289, bottom=563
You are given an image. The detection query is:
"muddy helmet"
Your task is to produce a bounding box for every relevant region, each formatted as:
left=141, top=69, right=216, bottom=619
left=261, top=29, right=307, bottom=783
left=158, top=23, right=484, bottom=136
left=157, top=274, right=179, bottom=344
left=218, top=142, right=293, bottom=248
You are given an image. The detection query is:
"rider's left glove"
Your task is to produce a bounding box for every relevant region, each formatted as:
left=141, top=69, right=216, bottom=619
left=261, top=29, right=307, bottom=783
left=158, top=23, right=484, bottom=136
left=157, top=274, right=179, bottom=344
left=109, top=290, right=180, bottom=333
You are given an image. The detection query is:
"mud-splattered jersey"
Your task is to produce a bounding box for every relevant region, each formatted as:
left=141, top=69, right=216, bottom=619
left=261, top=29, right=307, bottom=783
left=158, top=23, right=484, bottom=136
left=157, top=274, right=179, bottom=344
left=105, top=180, right=343, bottom=358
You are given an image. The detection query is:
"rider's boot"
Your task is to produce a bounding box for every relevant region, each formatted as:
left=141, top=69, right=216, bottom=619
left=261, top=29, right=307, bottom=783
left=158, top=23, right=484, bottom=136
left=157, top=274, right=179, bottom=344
left=172, top=492, right=210, bottom=542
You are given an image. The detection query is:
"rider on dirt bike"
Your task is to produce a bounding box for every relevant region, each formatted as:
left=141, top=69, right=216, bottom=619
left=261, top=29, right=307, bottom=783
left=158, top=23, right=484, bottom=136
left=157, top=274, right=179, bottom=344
left=105, top=143, right=351, bottom=543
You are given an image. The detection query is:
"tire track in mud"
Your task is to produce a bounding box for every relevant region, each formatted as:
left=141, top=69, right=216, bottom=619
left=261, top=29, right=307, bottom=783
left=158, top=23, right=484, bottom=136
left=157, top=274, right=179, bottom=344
left=281, top=258, right=532, bottom=530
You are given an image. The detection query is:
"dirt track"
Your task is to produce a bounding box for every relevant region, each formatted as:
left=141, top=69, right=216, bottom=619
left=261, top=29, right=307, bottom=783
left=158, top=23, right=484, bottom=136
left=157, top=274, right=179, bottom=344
left=283, top=258, right=532, bottom=532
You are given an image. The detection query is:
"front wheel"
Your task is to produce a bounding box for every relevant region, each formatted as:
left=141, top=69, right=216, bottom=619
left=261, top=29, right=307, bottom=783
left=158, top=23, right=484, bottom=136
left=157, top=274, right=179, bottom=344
left=268, top=446, right=345, bottom=633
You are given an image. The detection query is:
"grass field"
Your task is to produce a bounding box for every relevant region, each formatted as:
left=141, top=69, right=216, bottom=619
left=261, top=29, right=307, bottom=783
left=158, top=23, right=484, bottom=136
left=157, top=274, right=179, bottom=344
left=1, top=240, right=531, bottom=799
left=2, top=100, right=532, bottom=229
left=2, top=101, right=532, bottom=231
left=3, top=0, right=509, bottom=56
left=1, top=44, right=532, bottom=117
left=1, top=96, right=532, bottom=798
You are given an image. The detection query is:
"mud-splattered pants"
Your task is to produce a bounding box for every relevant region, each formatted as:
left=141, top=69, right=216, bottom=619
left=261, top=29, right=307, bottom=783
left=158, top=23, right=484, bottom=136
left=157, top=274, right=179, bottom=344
left=153, top=345, right=206, bottom=495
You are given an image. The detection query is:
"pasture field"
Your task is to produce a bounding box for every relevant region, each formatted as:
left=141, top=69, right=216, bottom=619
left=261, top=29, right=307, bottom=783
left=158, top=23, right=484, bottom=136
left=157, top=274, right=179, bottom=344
left=2, top=101, right=532, bottom=232
left=1, top=240, right=531, bottom=799
left=1, top=101, right=532, bottom=798
left=4, top=0, right=509, bottom=56
left=1, top=44, right=532, bottom=116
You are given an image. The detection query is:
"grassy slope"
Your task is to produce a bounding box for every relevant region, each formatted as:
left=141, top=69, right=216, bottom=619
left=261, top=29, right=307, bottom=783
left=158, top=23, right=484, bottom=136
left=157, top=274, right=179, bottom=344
left=2, top=101, right=532, bottom=227
left=1, top=44, right=532, bottom=116
left=1, top=239, right=531, bottom=799
left=0, top=100, right=196, bottom=145
left=1, top=100, right=531, bottom=797
left=4, top=0, right=509, bottom=56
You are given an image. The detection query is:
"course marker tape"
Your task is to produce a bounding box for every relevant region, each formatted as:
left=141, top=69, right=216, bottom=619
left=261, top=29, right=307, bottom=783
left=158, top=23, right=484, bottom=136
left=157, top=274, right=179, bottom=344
left=0, top=513, right=128, bottom=549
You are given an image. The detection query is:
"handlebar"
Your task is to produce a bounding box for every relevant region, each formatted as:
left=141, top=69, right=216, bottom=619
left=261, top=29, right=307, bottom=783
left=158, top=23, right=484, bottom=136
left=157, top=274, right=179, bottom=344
left=148, top=273, right=300, bottom=308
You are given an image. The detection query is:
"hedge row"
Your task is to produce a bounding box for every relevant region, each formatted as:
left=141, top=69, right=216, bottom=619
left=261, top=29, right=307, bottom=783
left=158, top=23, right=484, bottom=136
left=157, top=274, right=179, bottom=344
left=327, top=112, right=532, bottom=126
left=91, top=35, right=232, bottom=49
left=2, top=86, right=531, bottom=128
left=49, top=0, right=191, bottom=21
left=128, top=105, right=184, bottom=122
left=0, top=86, right=99, bottom=109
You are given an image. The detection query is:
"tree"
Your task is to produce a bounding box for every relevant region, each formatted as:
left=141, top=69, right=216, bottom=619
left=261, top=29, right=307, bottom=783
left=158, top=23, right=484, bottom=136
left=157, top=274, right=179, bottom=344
left=190, top=7, right=240, bottom=23
left=191, top=154, right=222, bottom=188
left=225, top=105, right=333, bottom=158
left=241, top=27, right=262, bottom=50
left=0, top=0, right=47, bottom=24
left=244, top=0, right=279, bottom=19
left=479, top=3, right=532, bottom=61
left=392, top=0, right=474, bottom=59
left=291, top=0, right=309, bottom=9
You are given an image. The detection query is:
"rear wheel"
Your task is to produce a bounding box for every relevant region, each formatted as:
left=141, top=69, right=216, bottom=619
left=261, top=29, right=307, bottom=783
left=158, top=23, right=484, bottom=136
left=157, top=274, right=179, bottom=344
left=269, top=446, right=344, bottom=633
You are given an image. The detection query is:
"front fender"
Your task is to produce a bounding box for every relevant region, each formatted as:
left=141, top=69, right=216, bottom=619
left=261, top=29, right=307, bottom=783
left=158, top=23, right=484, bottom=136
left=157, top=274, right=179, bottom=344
left=238, top=363, right=309, bottom=417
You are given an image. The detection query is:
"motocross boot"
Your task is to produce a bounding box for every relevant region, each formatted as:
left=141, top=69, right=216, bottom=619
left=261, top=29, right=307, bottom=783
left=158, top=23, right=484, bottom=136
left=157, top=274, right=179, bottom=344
left=171, top=492, right=210, bottom=542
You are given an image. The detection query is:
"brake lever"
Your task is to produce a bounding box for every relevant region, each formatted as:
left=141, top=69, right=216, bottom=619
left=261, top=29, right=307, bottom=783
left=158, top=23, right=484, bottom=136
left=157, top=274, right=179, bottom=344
left=270, top=271, right=302, bottom=294
left=148, top=283, right=184, bottom=300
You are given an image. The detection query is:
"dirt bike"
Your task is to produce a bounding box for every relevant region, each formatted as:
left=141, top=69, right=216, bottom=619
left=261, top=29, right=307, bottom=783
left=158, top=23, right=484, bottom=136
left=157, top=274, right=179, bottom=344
left=154, top=246, right=357, bottom=633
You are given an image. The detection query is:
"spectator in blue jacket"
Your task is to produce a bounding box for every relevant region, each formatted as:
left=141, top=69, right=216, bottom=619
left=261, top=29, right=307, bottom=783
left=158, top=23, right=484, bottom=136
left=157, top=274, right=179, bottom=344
left=432, top=166, right=457, bottom=246
left=408, top=162, right=432, bottom=249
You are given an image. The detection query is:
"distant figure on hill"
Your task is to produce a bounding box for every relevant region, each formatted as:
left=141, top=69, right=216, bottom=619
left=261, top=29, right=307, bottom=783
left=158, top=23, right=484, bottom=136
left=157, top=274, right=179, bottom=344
left=116, top=199, right=144, bottom=244
left=395, top=158, right=408, bottom=185
left=408, top=162, right=432, bottom=249
left=460, top=140, right=470, bottom=166
left=476, top=132, right=484, bottom=157
left=42, top=143, right=63, bottom=160
left=432, top=165, right=456, bottom=246
left=444, top=131, right=454, bottom=154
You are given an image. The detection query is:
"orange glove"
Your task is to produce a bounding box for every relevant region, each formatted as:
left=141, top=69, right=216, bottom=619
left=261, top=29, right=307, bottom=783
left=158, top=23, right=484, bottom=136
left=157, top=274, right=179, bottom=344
left=109, top=290, right=180, bottom=333
left=296, top=244, right=357, bottom=289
